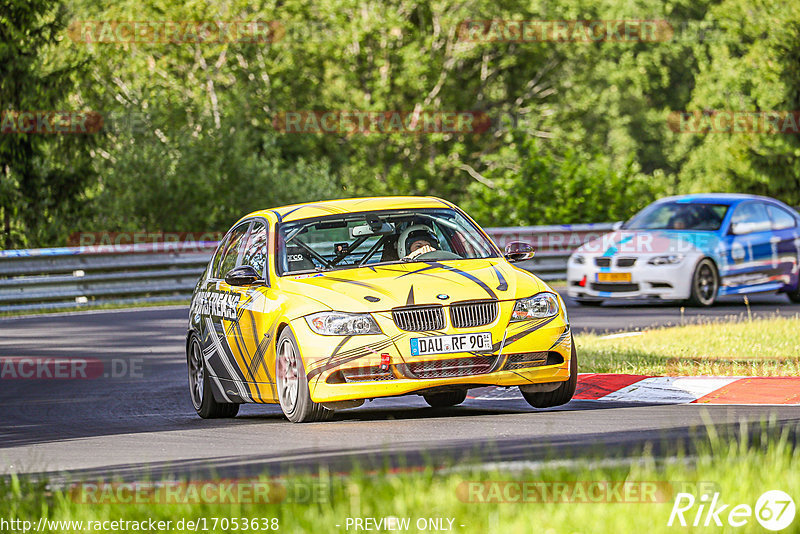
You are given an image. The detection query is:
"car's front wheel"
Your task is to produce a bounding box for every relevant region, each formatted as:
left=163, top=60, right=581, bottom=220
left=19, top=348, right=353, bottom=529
left=520, top=341, right=577, bottom=409
left=276, top=328, right=333, bottom=423
left=687, top=258, right=719, bottom=307
left=787, top=283, right=800, bottom=303
left=423, top=390, right=467, bottom=408
left=188, top=334, right=240, bottom=419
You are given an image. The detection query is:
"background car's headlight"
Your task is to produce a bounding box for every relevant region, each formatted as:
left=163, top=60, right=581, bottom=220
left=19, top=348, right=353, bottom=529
left=571, top=254, right=585, bottom=265
left=305, top=312, right=381, bottom=335
left=648, top=254, right=685, bottom=265
left=511, top=293, right=560, bottom=321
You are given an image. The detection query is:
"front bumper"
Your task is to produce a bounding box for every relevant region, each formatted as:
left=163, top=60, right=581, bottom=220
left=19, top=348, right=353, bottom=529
left=291, top=302, right=572, bottom=403
left=566, top=256, right=698, bottom=300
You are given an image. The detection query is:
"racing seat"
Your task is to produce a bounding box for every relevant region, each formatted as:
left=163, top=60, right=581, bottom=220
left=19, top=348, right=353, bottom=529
left=286, top=246, right=315, bottom=272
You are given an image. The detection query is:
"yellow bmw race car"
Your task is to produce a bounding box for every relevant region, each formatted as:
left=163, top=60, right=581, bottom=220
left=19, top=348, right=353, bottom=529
left=186, top=196, right=577, bottom=422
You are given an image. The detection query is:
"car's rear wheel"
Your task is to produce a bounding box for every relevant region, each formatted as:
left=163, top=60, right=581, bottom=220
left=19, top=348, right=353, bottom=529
left=423, top=390, right=467, bottom=408
left=520, top=341, right=578, bottom=408
left=687, top=258, right=718, bottom=307
left=276, top=328, right=333, bottom=423
left=188, top=334, right=239, bottom=419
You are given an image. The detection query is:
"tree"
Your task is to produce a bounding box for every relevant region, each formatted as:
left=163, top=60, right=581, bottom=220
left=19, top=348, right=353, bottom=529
left=0, top=0, right=97, bottom=248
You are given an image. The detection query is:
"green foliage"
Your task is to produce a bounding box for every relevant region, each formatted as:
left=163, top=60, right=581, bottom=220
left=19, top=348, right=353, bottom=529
left=3, top=0, right=800, bottom=246
left=0, top=0, right=96, bottom=247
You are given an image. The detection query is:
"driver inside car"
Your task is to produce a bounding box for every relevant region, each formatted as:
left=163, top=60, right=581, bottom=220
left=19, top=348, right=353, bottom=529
left=399, top=225, right=441, bottom=260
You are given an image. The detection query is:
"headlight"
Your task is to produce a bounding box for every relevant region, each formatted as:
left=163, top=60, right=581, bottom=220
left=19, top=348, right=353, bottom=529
left=571, top=254, right=585, bottom=265
left=648, top=254, right=685, bottom=265
left=511, top=292, right=560, bottom=321
left=305, top=311, right=381, bottom=336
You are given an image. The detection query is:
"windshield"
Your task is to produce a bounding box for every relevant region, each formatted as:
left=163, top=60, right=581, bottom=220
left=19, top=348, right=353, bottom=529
left=276, top=208, right=498, bottom=275
left=625, top=202, right=729, bottom=231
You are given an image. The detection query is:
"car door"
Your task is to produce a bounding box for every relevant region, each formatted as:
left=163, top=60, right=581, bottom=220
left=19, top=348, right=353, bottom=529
left=198, top=220, right=262, bottom=402
left=220, top=219, right=280, bottom=402
left=765, top=203, right=800, bottom=287
left=725, top=201, right=780, bottom=292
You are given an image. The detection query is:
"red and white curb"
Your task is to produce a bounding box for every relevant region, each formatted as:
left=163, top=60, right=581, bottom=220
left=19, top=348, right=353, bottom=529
left=469, top=374, right=800, bottom=405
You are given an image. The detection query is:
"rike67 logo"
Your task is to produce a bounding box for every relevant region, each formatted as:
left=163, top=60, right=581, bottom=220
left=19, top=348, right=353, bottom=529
left=669, top=490, right=795, bottom=531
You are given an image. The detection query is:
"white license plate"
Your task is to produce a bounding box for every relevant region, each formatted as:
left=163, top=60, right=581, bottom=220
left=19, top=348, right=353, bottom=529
left=410, top=332, right=492, bottom=356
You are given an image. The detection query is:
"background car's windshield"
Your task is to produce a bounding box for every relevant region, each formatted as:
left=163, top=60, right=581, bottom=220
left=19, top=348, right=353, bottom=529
left=277, top=208, right=497, bottom=274
left=625, top=202, right=729, bottom=231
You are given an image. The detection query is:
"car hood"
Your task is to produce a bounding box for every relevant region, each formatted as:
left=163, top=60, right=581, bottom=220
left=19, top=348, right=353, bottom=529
left=575, top=230, right=721, bottom=257
left=278, top=258, right=546, bottom=313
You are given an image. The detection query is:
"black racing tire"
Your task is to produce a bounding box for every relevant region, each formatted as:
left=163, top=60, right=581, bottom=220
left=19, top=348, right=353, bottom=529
left=187, top=334, right=240, bottom=419
left=520, top=339, right=578, bottom=409
left=575, top=298, right=604, bottom=307
left=787, top=283, right=800, bottom=303
left=423, top=390, right=467, bottom=408
left=276, top=328, right=333, bottom=423
left=687, top=258, right=719, bottom=307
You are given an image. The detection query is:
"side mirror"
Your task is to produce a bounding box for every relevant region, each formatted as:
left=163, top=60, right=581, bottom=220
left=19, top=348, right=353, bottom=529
left=224, top=265, right=263, bottom=286
left=612, top=221, right=624, bottom=231
left=504, top=241, right=534, bottom=262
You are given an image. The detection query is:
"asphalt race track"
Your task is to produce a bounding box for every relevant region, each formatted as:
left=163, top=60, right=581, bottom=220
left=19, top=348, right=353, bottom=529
left=1, top=292, right=799, bottom=481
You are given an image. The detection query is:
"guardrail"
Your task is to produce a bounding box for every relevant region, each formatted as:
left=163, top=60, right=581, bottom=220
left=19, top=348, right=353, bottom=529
left=0, top=223, right=615, bottom=313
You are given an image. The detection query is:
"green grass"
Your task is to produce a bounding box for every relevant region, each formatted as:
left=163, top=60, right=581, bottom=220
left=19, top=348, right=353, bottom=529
left=576, top=315, right=800, bottom=376
left=2, top=426, right=798, bottom=533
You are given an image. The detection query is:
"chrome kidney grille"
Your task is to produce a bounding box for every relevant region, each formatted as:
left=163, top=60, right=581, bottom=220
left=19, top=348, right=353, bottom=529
left=450, top=300, right=498, bottom=328
left=392, top=305, right=445, bottom=332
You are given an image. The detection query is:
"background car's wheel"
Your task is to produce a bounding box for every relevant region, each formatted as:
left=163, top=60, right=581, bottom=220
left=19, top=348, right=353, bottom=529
left=187, top=334, right=239, bottom=419
left=575, top=298, right=603, bottom=306
left=423, top=390, right=467, bottom=408
left=276, top=328, right=333, bottom=423
left=520, top=341, right=578, bottom=409
left=787, top=282, right=800, bottom=303
left=687, top=258, right=719, bottom=307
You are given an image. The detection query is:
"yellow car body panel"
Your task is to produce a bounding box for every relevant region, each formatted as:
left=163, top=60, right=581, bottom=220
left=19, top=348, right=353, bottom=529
left=188, top=196, right=573, bottom=406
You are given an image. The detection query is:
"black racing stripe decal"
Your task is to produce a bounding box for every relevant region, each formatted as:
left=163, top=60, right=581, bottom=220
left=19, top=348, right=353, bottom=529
left=397, top=265, right=439, bottom=278
left=492, top=316, right=558, bottom=351
left=306, top=335, right=402, bottom=379
left=548, top=326, right=570, bottom=350
left=209, top=319, right=250, bottom=385
left=492, top=265, right=508, bottom=291
left=317, top=276, right=396, bottom=297
left=395, top=264, right=467, bottom=284
left=306, top=335, right=400, bottom=372
left=270, top=209, right=283, bottom=222
left=230, top=313, right=259, bottom=383
left=426, top=261, right=498, bottom=300
left=282, top=203, right=344, bottom=219
left=406, top=286, right=415, bottom=305
left=325, top=335, right=354, bottom=367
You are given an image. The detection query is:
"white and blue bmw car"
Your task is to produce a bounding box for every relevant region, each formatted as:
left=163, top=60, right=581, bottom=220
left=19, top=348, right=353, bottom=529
left=567, top=194, right=800, bottom=306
